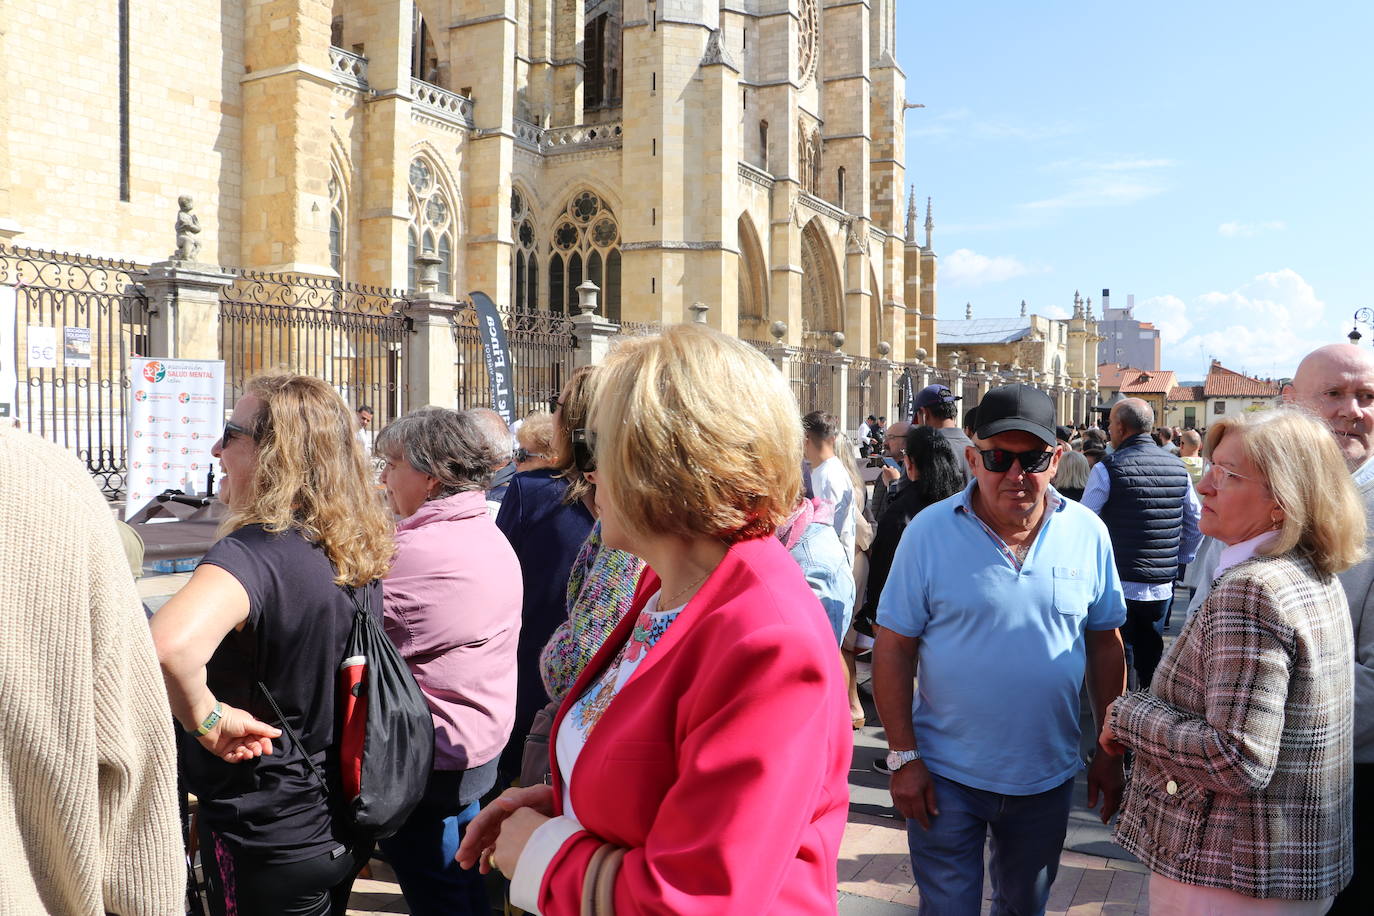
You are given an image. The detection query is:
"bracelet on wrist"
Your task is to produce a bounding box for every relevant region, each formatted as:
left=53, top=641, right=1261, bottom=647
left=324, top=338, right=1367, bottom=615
left=192, top=700, right=224, bottom=737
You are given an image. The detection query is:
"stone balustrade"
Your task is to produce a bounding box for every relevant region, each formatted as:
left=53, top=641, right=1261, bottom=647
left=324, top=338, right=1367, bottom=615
left=410, top=79, right=475, bottom=128
left=328, top=46, right=369, bottom=90
left=513, top=119, right=623, bottom=154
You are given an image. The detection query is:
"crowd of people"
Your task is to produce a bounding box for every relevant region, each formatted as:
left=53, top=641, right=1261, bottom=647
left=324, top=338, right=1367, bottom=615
left=3, top=332, right=1373, bottom=916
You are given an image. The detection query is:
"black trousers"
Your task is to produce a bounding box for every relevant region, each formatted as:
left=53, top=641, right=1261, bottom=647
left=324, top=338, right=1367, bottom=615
left=1329, top=761, right=1374, bottom=914
left=197, top=818, right=366, bottom=916
left=1121, top=597, right=1170, bottom=689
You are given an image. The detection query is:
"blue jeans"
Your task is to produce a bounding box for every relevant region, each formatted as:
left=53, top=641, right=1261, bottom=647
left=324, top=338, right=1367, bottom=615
left=906, top=772, right=1074, bottom=916
left=378, top=796, right=487, bottom=916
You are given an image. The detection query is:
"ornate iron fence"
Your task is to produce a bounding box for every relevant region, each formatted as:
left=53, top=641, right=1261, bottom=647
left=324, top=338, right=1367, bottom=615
left=452, top=301, right=576, bottom=417
left=610, top=318, right=664, bottom=338
left=847, top=356, right=876, bottom=430
left=218, top=272, right=411, bottom=425
left=792, top=346, right=833, bottom=415
left=0, top=244, right=150, bottom=496
left=962, top=375, right=982, bottom=411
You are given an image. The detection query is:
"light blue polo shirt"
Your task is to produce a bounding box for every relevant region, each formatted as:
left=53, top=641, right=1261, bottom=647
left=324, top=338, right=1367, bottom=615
left=876, top=482, right=1126, bottom=795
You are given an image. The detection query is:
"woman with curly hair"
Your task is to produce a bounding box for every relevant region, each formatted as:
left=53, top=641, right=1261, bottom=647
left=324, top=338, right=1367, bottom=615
left=152, top=374, right=394, bottom=916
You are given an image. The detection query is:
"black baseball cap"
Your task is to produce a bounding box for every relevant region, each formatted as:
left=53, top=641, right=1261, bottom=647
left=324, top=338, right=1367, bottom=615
left=1055, top=425, right=1073, bottom=443
left=974, top=385, right=1057, bottom=446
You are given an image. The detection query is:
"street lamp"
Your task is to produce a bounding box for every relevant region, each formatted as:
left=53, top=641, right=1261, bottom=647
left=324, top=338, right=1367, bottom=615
left=1350, top=308, right=1374, bottom=345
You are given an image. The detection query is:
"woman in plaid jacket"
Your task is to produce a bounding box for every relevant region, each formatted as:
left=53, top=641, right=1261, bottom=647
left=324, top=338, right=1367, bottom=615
left=1101, top=409, right=1364, bottom=913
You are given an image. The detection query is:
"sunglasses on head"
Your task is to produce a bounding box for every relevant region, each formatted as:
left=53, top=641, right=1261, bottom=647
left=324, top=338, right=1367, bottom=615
left=978, top=447, right=1054, bottom=474
left=514, top=446, right=544, bottom=463
left=222, top=420, right=253, bottom=445
left=571, top=428, right=597, bottom=475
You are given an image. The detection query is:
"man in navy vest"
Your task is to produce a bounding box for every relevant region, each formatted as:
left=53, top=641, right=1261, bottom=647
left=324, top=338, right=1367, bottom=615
left=1082, top=398, right=1201, bottom=688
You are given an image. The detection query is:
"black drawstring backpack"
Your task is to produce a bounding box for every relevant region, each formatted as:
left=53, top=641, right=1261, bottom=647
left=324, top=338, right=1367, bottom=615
left=258, top=581, right=434, bottom=843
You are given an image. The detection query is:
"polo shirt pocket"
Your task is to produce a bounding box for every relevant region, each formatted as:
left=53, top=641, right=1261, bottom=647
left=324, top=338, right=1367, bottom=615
left=1052, top=567, right=1088, bottom=616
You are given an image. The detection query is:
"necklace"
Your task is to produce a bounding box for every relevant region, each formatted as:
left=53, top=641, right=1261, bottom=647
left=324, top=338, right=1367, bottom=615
left=661, top=567, right=711, bottom=609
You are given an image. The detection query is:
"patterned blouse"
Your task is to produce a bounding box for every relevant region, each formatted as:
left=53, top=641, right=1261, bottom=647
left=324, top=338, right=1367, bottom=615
left=538, top=520, right=646, bottom=700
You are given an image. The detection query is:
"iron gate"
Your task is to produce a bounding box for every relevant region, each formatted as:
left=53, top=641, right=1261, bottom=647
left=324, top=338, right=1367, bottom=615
left=218, top=272, right=411, bottom=425
left=452, top=301, right=575, bottom=417
left=0, top=245, right=150, bottom=496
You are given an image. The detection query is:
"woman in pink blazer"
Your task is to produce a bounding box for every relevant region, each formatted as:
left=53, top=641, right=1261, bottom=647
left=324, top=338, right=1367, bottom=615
left=457, top=324, right=852, bottom=913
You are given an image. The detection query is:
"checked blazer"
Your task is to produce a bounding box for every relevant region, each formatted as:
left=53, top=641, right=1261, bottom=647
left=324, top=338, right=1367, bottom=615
left=1111, top=552, right=1354, bottom=900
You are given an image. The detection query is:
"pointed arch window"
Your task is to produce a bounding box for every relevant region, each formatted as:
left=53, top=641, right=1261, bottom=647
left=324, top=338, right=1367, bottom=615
left=407, top=156, right=455, bottom=294
left=511, top=189, right=539, bottom=312
left=328, top=168, right=346, bottom=278
left=548, top=191, right=620, bottom=321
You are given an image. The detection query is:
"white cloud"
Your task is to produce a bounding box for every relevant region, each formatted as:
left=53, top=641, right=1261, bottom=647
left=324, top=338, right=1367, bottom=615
left=1137, top=294, right=1192, bottom=346
left=1149, top=269, right=1333, bottom=380
left=941, top=248, right=1045, bottom=287
left=1041, top=304, right=1071, bottom=320
left=1023, top=157, right=1174, bottom=210
left=1218, top=220, right=1286, bottom=238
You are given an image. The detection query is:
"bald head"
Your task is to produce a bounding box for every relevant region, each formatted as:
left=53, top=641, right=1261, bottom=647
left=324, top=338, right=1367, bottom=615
left=883, top=420, right=911, bottom=458
left=1287, top=343, right=1374, bottom=470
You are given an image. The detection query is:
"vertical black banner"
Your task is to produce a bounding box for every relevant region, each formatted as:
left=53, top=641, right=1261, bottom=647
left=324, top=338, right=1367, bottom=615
left=470, top=291, right=514, bottom=426
left=901, top=370, right=916, bottom=422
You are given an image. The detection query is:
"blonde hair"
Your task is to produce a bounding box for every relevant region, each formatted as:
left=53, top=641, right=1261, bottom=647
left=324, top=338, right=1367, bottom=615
left=516, top=410, right=556, bottom=457
left=1204, top=408, right=1365, bottom=577
left=589, top=323, right=802, bottom=543
left=550, top=366, right=598, bottom=506
left=226, top=374, right=394, bottom=586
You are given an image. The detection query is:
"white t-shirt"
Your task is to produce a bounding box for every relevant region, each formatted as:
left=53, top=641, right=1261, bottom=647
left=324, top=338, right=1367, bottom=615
left=810, top=456, right=856, bottom=561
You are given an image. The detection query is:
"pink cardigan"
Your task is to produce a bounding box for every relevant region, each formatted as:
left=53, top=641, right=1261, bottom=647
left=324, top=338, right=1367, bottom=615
left=383, top=490, right=523, bottom=770
left=537, top=535, right=851, bottom=913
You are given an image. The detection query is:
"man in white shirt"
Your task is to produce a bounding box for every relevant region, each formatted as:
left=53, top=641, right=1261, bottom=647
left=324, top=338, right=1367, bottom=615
left=802, top=410, right=856, bottom=562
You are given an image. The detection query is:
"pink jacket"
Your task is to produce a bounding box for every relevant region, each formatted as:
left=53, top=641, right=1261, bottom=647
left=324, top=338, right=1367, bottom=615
left=538, top=535, right=851, bottom=914
left=383, top=490, right=523, bottom=770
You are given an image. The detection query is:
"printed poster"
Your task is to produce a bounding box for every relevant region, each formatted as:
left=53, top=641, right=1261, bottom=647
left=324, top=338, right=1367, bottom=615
left=63, top=326, right=92, bottom=368
left=124, top=357, right=225, bottom=520
left=26, top=325, right=57, bottom=368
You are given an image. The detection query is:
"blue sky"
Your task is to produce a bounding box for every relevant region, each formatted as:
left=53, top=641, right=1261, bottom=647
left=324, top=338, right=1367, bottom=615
left=895, top=1, right=1373, bottom=381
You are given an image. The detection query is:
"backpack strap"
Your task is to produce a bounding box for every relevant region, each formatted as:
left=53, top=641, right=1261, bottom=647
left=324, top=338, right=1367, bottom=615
left=257, top=679, right=327, bottom=791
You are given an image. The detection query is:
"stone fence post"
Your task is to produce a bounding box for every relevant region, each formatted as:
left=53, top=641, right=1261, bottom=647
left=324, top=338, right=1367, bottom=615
left=143, top=259, right=235, bottom=359
left=571, top=280, right=617, bottom=370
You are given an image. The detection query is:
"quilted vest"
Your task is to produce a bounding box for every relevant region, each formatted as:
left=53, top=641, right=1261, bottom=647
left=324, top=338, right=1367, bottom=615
left=1099, top=434, right=1190, bottom=584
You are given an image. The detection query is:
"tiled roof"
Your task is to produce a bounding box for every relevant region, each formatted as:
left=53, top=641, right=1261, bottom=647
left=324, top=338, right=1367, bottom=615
left=1168, top=385, right=1205, bottom=402
left=1098, top=362, right=1129, bottom=387
left=937, top=318, right=1032, bottom=345
left=1119, top=369, right=1177, bottom=394
left=1203, top=361, right=1280, bottom=398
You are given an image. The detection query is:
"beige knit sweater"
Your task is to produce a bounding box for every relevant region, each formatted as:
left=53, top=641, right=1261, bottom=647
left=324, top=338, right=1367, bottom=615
left=0, top=428, right=182, bottom=914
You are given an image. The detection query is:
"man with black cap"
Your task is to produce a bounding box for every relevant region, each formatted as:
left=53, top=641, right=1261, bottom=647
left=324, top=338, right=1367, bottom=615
left=914, top=384, right=973, bottom=482
left=873, top=384, right=1127, bottom=916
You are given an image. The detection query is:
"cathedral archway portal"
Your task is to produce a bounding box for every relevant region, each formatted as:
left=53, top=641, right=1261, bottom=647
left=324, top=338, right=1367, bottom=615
left=800, top=219, right=842, bottom=349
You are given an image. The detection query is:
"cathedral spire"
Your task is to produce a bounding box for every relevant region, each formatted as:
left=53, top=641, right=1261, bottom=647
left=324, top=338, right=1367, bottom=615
left=965, top=302, right=972, bottom=320
left=905, top=186, right=918, bottom=243
left=924, top=197, right=934, bottom=250
left=1020, top=300, right=1027, bottom=318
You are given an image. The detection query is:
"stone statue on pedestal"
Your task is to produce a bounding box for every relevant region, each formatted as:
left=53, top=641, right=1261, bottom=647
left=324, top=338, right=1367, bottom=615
left=173, top=196, right=201, bottom=261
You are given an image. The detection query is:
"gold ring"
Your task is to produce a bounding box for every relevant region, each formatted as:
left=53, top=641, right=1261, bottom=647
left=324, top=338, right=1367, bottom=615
left=487, top=850, right=500, bottom=873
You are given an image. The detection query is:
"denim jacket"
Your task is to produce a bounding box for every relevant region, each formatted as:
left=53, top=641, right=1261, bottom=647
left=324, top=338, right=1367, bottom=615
left=789, top=521, right=855, bottom=644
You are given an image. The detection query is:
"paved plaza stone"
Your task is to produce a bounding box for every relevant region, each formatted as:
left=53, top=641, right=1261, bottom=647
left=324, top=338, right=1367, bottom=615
left=139, top=571, right=1166, bottom=914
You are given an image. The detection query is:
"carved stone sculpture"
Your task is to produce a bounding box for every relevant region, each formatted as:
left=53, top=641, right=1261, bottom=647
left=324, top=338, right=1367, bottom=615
left=173, top=196, right=201, bottom=261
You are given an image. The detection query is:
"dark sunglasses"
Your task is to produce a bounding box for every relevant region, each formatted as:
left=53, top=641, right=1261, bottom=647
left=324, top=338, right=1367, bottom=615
left=571, top=428, right=597, bottom=475
left=514, top=446, right=544, bottom=463
left=548, top=395, right=564, bottom=413
left=978, top=447, right=1054, bottom=474
left=222, top=420, right=253, bottom=445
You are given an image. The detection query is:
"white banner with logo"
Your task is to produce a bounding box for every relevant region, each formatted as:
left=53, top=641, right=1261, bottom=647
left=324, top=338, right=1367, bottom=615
left=125, top=357, right=225, bottom=520
left=0, top=285, right=15, bottom=420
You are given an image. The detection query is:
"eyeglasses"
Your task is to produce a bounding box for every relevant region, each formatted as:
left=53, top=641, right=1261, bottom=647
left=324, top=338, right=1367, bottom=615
left=548, top=395, right=565, bottom=413
left=222, top=420, right=253, bottom=445
left=978, top=447, right=1055, bottom=474
left=1201, top=461, right=1254, bottom=489
left=514, top=447, right=544, bottom=463
left=571, top=428, right=597, bottom=474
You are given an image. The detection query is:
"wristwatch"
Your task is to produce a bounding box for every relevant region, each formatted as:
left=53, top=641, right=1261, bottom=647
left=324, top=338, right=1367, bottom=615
left=886, top=748, right=922, bottom=771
